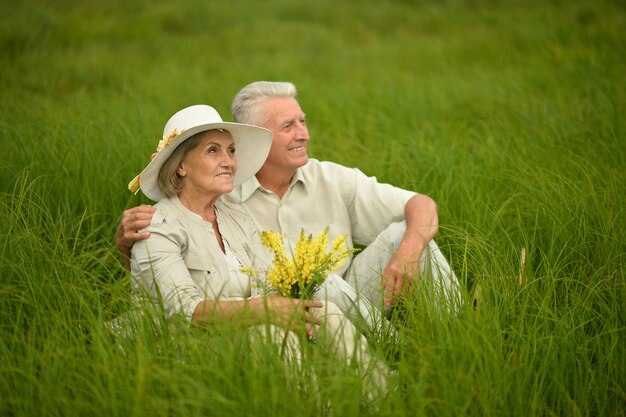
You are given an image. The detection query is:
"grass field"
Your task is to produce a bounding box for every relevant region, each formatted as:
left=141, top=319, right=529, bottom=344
left=1, top=0, right=624, bottom=415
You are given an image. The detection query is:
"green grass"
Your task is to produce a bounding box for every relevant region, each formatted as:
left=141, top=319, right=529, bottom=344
left=1, top=0, right=625, bottom=415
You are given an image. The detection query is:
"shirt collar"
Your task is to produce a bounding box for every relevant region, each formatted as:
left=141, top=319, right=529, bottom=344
left=292, top=167, right=306, bottom=188
left=239, top=176, right=262, bottom=202
left=169, top=194, right=218, bottom=227
left=238, top=169, right=307, bottom=203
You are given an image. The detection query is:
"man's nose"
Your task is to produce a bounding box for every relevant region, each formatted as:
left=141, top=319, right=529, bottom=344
left=296, top=122, right=310, bottom=141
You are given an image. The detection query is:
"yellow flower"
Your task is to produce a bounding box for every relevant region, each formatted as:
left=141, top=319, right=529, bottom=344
left=243, top=228, right=357, bottom=299
left=240, top=266, right=257, bottom=277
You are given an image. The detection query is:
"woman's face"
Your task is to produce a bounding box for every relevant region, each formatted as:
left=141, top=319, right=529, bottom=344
left=178, top=129, right=237, bottom=199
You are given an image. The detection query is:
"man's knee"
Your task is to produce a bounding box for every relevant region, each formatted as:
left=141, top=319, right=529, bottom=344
left=377, top=221, right=407, bottom=250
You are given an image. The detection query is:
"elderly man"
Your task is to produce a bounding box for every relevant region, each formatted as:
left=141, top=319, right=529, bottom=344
left=117, top=81, right=460, bottom=316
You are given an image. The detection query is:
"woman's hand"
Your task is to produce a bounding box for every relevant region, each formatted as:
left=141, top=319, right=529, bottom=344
left=262, top=295, right=323, bottom=340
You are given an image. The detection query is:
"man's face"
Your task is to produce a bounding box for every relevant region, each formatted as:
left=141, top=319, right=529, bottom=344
left=259, top=97, right=310, bottom=173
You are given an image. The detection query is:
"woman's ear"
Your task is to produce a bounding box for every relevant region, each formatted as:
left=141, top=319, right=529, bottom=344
left=177, top=164, right=186, bottom=177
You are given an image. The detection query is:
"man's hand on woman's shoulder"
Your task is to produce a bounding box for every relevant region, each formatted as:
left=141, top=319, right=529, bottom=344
left=115, top=204, right=156, bottom=269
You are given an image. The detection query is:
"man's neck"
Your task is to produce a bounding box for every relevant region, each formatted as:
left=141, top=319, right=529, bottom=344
left=256, top=166, right=297, bottom=199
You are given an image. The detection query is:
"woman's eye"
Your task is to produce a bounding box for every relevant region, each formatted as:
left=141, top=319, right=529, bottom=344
left=229, top=148, right=236, bottom=154
left=208, top=147, right=217, bottom=153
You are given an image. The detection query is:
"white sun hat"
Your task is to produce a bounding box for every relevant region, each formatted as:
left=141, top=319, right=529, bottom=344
left=128, top=104, right=272, bottom=201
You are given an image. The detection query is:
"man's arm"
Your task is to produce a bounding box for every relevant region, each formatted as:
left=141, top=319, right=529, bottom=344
left=382, top=194, right=438, bottom=307
left=115, top=204, right=157, bottom=270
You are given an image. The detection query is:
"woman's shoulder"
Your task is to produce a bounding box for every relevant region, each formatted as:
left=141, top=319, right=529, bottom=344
left=143, top=199, right=183, bottom=232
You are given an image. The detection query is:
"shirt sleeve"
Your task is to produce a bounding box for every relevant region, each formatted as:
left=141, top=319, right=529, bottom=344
left=130, top=220, right=204, bottom=322
left=338, top=165, right=416, bottom=245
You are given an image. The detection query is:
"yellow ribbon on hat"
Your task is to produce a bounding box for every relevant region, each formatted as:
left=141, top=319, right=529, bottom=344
left=128, top=175, right=141, bottom=193
left=127, top=128, right=185, bottom=194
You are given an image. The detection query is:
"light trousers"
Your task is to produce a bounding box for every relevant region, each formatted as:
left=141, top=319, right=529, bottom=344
left=346, top=221, right=462, bottom=311
left=250, top=301, right=388, bottom=397
left=313, top=222, right=462, bottom=339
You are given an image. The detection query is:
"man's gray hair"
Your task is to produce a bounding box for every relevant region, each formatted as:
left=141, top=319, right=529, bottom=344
left=231, top=81, right=297, bottom=125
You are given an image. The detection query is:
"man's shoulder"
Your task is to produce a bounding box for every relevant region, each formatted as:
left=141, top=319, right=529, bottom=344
left=301, top=158, right=355, bottom=178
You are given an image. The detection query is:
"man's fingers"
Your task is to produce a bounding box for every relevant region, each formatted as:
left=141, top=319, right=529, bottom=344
left=124, top=204, right=155, bottom=215
left=305, top=310, right=322, bottom=326
left=302, top=299, right=323, bottom=309
left=135, top=206, right=157, bottom=216
left=123, top=205, right=156, bottom=223
left=122, top=218, right=151, bottom=232
left=306, top=323, right=315, bottom=341
left=394, top=275, right=404, bottom=294
left=136, top=204, right=156, bottom=212
left=383, top=273, right=405, bottom=308
left=124, top=230, right=150, bottom=240
left=129, top=218, right=152, bottom=231
left=122, top=206, right=155, bottom=234
left=126, top=212, right=154, bottom=224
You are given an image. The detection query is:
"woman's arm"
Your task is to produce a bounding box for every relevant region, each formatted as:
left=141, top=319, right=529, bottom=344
left=192, top=296, right=322, bottom=340
left=132, top=215, right=322, bottom=338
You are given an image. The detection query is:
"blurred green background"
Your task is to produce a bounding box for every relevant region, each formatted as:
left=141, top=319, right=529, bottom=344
left=1, top=0, right=624, bottom=416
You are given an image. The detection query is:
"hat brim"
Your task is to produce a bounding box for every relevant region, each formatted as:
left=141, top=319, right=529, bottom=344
left=138, top=122, right=272, bottom=201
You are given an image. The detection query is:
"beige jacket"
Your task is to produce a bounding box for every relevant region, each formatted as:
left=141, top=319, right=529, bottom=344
left=130, top=195, right=267, bottom=321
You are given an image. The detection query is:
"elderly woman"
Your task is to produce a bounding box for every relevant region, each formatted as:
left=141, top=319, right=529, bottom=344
left=127, top=105, right=386, bottom=393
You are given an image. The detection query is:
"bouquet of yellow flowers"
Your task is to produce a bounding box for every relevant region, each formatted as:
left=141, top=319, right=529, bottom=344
left=242, top=228, right=355, bottom=300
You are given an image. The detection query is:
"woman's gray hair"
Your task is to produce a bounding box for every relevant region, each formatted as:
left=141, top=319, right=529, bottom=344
left=157, top=131, right=206, bottom=197
left=231, top=81, right=297, bottom=125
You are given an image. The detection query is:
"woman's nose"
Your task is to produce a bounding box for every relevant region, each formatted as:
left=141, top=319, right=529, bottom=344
left=221, top=151, right=236, bottom=165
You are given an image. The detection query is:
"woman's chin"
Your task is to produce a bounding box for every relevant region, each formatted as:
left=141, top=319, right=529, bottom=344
left=221, top=183, right=234, bottom=194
